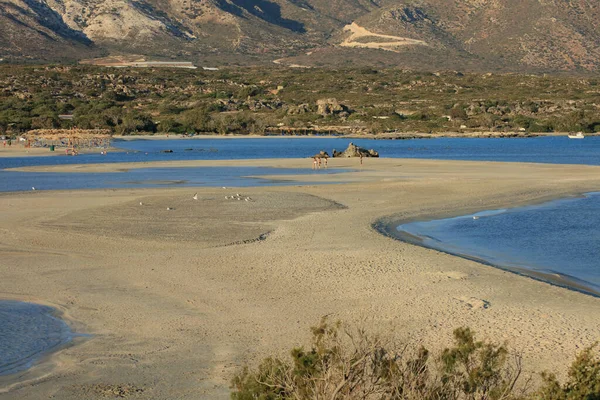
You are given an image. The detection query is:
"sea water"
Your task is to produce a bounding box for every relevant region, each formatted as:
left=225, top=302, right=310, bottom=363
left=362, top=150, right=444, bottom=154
left=0, top=301, right=73, bottom=376
left=1, top=136, right=599, bottom=170
left=112, top=136, right=600, bottom=165
left=1, top=136, right=599, bottom=192
left=397, top=193, right=600, bottom=296
left=0, top=166, right=348, bottom=192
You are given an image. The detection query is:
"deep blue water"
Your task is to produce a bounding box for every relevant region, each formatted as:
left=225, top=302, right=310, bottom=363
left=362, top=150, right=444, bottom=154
left=397, top=193, right=600, bottom=296
left=1, top=136, right=599, bottom=170
left=110, top=136, right=600, bottom=165
left=0, top=301, right=73, bottom=376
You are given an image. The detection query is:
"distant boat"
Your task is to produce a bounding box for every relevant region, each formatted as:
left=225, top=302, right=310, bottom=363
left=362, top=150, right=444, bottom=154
left=568, top=132, right=585, bottom=139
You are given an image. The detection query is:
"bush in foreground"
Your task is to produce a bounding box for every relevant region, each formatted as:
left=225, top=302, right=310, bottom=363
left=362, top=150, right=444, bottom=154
left=231, top=319, right=600, bottom=399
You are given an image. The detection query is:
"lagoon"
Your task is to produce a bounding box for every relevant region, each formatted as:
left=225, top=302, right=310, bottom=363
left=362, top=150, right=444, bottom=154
left=397, top=193, right=600, bottom=297
left=0, top=301, right=73, bottom=376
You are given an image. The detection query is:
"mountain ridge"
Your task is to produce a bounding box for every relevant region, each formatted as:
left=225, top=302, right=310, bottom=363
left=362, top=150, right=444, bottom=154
left=1, top=0, right=599, bottom=72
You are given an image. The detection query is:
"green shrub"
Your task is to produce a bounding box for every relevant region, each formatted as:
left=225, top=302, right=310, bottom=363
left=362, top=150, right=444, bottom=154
left=232, top=320, right=600, bottom=400
left=231, top=319, right=526, bottom=400
left=535, top=345, right=600, bottom=400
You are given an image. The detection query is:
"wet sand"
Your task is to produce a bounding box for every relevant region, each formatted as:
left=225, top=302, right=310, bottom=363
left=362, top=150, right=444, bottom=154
left=1, top=158, right=600, bottom=399
left=0, top=146, right=58, bottom=158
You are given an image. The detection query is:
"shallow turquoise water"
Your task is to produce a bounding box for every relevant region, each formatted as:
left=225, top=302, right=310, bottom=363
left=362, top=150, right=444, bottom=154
left=397, top=193, right=600, bottom=296
left=0, top=301, right=73, bottom=376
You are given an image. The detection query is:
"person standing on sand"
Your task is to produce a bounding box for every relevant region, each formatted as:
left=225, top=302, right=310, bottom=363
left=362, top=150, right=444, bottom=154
left=313, top=157, right=318, bottom=170
left=324, top=157, right=328, bottom=168
left=318, top=157, right=322, bottom=169
left=360, top=153, right=363, bottom=165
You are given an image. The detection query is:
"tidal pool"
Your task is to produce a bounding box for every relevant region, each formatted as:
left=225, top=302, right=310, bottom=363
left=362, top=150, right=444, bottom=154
left=0, top=300, right=74, bottom=376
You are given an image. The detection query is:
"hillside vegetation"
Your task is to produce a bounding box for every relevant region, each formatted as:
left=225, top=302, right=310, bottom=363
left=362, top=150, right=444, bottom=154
left=1, top=65, right=600, bottom=136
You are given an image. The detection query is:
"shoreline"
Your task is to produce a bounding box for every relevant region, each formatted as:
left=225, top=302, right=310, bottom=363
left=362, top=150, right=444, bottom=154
left=0, top=131, right=595, bottom=158
left=1, top=158, right=600, bottom=398
left=112, top=131, right=598, bottom=141
left=0, top=146, right=121, bottom=158
left=0, top=297, right=87, bottom=393
left=9, top=156, right=600, bottom=175
left=373, top=194, right=600, bottom=298
left=5, top=157, right=600, bottom=297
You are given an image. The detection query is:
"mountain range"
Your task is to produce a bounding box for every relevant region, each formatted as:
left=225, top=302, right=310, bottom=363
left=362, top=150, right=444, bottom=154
left=1, top=0, right=600, bottom=71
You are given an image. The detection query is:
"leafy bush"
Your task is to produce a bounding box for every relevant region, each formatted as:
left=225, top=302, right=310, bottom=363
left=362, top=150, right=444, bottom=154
left=231, top=319, right=526, bottom=400
left=535, top=345, right=600, bottom=399
left=231, top=320, right=600, bottom=400
left=450, top=107, right=468, bottom=120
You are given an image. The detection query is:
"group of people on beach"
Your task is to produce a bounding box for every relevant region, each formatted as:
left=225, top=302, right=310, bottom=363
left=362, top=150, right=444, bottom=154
left=312, top=153, right=364, bottom=169
left=312, top=156, right=328, bottom=169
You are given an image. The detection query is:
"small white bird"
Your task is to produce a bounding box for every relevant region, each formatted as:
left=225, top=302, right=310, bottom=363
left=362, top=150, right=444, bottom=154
left=244, top=198, right=250, bottom=202
left=473, top=216, right=479, bottom=220
left=236, top=193, right=240, bottom=197
left=167, top=207, right=174, bottom=211
left=139, top=202, right=144, bottom=206
left=193, top=193, right=198, bottom=200
left=31, top=187, right=36, bottom=191
left=222, top=187, right=227, bottom=189
left=225, top=196, right=230, bottom=199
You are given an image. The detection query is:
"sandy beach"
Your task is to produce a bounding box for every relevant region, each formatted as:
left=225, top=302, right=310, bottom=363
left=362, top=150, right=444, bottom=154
left=0, top=146, right=60, bottom=158
left=1, top=158, right=600, bottom=399
left=0, top=145, right=119, bottom=158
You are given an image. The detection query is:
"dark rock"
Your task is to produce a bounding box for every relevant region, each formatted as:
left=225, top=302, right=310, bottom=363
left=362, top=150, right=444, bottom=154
left=332, top=142, right=379, bottom=158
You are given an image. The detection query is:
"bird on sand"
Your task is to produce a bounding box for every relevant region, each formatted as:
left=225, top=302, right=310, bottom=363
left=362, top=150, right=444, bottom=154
left=167, top=207, right=174, bottom=211
left=193, top=193, right=198, bottom=200
left=139, top=202, right=144, bottom=206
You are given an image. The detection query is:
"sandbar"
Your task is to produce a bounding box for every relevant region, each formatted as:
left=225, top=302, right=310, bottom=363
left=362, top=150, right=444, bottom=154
left=1, top=158, right=600, bottom=399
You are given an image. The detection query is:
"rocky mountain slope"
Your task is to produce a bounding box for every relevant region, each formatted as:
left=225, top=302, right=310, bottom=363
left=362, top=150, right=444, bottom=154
left=1, top=0, right=599, bottom=71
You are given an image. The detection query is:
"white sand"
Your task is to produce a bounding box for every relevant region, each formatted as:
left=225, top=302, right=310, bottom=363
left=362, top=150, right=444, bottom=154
left=1, top=158, right=600, bottom=399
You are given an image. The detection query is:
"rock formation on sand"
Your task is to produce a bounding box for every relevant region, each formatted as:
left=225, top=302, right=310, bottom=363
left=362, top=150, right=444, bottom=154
left=332, top=143, right=379, bottom=158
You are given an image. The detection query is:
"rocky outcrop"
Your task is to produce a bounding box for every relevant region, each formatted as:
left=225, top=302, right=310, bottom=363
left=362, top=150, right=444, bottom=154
left=316, top=98, right=349, bottom=117
left=287, top=103, right=312, bottom=115
left=332, top=143, right=379, bottom=158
